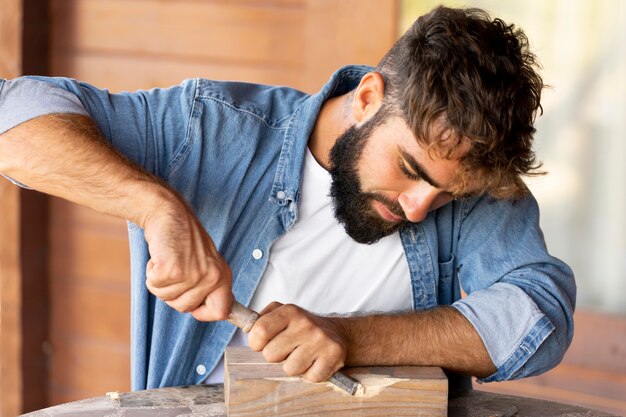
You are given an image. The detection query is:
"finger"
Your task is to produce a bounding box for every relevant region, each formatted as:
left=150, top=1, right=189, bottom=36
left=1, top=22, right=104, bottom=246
left=282, top=346, right=315, bottom=377
left=146, top=258, right=155, bottom=280
left=259, top=301, right=283, bottom=315
left=260, top=329, right=300, bottom=363
left=187, top=286, right=234, bottom=322
left=203, top=283, right=233, bottom=320
left=165, top=286, right=213, bottom=313
left=248, top=310, right=290, bottom=351
left=147, top=282, right=189, bottom=302
left=145, top=256, right=189, bottom=288
left=303, top=358, right=343, bottom=383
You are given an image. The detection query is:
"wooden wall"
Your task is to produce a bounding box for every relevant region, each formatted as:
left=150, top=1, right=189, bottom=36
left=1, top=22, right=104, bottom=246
left=1, top=1, right=49, bottom=415
left=45, top=0, right=398, bottom=408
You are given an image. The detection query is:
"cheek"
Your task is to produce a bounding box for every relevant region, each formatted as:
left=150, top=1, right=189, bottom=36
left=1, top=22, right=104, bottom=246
left=358, top=147, right=405, bottom=191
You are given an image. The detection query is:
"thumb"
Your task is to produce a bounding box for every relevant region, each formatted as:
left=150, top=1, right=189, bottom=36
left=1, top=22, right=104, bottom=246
left=191, top=286, right=233, bottom=322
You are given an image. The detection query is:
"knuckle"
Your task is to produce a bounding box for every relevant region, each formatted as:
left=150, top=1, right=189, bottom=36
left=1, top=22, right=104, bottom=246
left=282, top=361, right=303, bottom=377
left=267, top=301, right=282, bottom=310
left=309, top=327, right=326, bottom=342
left=283, top=303, right=300, bottom=314
left=203, top=260, right=222, bottom=285
left=305, top=369, right=327, bottom=383
left=168, top=266, right=184, bottom=283
left=252, top=321, right=270, bottom=339
left=262, top=348, right=282, bottom=364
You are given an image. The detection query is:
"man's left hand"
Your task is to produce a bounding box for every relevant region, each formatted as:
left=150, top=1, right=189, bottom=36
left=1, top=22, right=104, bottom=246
left=247, top=302, right=349, bottom=383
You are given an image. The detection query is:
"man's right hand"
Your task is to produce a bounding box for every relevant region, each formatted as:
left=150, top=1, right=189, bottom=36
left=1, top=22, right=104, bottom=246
left=142, top=195, right=234, bottom=321
left=0, top=113, right=233, bottom=321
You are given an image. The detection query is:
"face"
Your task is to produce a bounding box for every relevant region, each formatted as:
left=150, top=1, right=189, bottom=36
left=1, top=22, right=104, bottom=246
left=329, top=108, right=466, bottom=244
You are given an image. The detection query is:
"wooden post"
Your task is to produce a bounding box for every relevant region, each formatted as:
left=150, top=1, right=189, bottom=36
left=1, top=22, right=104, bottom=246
left=0, top=0, right=50, bottom=415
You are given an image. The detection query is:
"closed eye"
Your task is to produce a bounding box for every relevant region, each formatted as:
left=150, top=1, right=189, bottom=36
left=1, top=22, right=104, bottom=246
left=399, top=158, right=421, bottom=181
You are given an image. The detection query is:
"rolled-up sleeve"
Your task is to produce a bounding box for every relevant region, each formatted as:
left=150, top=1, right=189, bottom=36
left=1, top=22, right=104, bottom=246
left=0, top=75, right=197, bottom=182
left=0, top=77, right=89, bottom=188
left=0, top=77, right=89, bottom=135
left=452, top=194, right=576, bottom=382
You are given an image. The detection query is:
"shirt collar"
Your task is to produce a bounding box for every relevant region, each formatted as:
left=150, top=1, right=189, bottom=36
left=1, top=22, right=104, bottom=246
left=270, top=65, right=374, bottom=207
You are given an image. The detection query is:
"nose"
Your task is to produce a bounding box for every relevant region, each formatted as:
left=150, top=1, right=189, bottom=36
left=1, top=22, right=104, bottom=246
left=398, top=185, right=440, bottom=223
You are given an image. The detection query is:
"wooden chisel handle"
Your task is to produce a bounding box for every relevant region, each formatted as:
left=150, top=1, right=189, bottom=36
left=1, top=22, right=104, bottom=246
left=226, top=299, right=361, bottom=395
left=227, top=300, right=259, bottom=333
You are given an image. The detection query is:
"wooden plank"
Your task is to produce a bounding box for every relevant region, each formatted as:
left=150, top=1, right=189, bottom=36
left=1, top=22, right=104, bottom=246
left=49, top=281, right=130, bottom=343
left=0, top=180, right=23, bottom=417
left=49, top=222, right=130, bottom=288
left=50, top=50, right=305, bottom=92
left=301, top=0, right=398, bottom=92
left=19, top=188, right=49, bottom=412
left=0, top=0, right=22, bottom=78
left=50, top=0, right=307, bottom=67
left=48, top=336, right=130, bottom=403
left=1, top=0, right=50, bottom=414
left=225, top=347, right=447, bottom=417
left=0, top=0, right=24, bottom=411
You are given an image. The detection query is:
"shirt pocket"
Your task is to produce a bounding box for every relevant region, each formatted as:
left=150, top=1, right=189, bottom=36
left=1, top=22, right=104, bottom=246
left=438, top=254, right=456, bottom=305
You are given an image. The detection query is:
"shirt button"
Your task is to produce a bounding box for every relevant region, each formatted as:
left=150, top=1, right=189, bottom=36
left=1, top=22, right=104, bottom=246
left=196, top=364, right=206, bottom=376
left=276, top=190, right=286, bottom=200
left=252, top=249, right=263, bottom=260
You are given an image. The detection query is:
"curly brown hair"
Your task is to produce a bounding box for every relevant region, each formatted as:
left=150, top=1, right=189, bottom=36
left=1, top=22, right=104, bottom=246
left=377, top=6, right=545, bottom=199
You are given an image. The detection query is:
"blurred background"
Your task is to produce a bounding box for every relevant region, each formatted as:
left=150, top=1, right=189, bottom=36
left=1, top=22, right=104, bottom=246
left=0, top=0, right=624, bottom=415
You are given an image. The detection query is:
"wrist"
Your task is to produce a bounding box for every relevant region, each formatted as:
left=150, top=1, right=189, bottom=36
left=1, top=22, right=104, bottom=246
left=132, top=180, right=183, bottom=229
left=331, top=315, right=364, bottom=366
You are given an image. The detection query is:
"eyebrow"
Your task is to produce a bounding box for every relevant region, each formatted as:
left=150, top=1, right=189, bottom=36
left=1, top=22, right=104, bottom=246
left=398, top=147, right=442, bottom=189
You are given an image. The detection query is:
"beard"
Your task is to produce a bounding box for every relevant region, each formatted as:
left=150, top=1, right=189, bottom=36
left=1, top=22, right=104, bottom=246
left=328, top=108, right=408, bottom=244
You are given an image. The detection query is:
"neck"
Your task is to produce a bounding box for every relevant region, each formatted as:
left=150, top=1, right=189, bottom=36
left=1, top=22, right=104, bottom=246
left=308, top=93, right=353, bottom=171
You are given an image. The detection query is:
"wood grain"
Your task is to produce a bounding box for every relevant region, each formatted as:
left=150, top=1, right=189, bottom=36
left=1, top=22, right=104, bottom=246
left=0, top=0, right=24, bottom=412
left=225, top=347, right=447, bottom=417
left=48, top=336, right=130, bottom=405
left=0, top=179, right=23, bottom=417
left=50, top=0, right=307, bottom=67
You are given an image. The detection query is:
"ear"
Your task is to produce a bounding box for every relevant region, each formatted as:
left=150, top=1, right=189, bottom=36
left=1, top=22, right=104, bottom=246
left=352, top=72, right=386, bottom=124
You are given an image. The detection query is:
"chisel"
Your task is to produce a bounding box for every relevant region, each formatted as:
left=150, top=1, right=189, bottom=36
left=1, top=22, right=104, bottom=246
left=227, top=300, right=361, bottom=395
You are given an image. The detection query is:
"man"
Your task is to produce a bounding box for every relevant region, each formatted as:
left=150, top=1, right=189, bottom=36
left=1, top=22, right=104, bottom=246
left=0, top=6, right=575, bottom=392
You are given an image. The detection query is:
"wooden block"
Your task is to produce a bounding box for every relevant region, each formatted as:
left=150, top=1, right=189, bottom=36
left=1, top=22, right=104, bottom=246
left=225, top=347, right=448, bottom=417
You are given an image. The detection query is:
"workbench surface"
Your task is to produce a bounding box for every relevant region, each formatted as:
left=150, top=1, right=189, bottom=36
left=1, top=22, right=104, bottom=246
left=22, top=384, right=617, bottom=417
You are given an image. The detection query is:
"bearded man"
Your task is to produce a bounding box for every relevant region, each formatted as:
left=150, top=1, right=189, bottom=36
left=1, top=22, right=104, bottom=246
left=0, top=6, right=575, bottom=393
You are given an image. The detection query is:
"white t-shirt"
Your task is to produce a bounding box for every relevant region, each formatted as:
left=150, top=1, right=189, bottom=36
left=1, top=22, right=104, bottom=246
left=205, top=148, right=412, bottom=383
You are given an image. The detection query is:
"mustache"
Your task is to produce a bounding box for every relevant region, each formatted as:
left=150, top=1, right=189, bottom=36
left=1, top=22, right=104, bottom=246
left=364, top=193, right=407, bottom=221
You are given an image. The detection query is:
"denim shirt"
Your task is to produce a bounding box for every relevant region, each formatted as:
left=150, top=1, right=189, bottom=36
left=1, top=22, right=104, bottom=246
left=0, top=66, right=576, bottom=391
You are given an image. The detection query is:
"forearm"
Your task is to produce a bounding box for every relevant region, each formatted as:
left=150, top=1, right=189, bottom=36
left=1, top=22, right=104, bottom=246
left=0, top=113, right=179, bottom=226
left=339, top=306, right=496, bottom=378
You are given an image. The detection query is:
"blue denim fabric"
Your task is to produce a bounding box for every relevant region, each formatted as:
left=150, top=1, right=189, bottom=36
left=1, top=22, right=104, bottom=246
left=0, top=67, right=576, bottom=391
